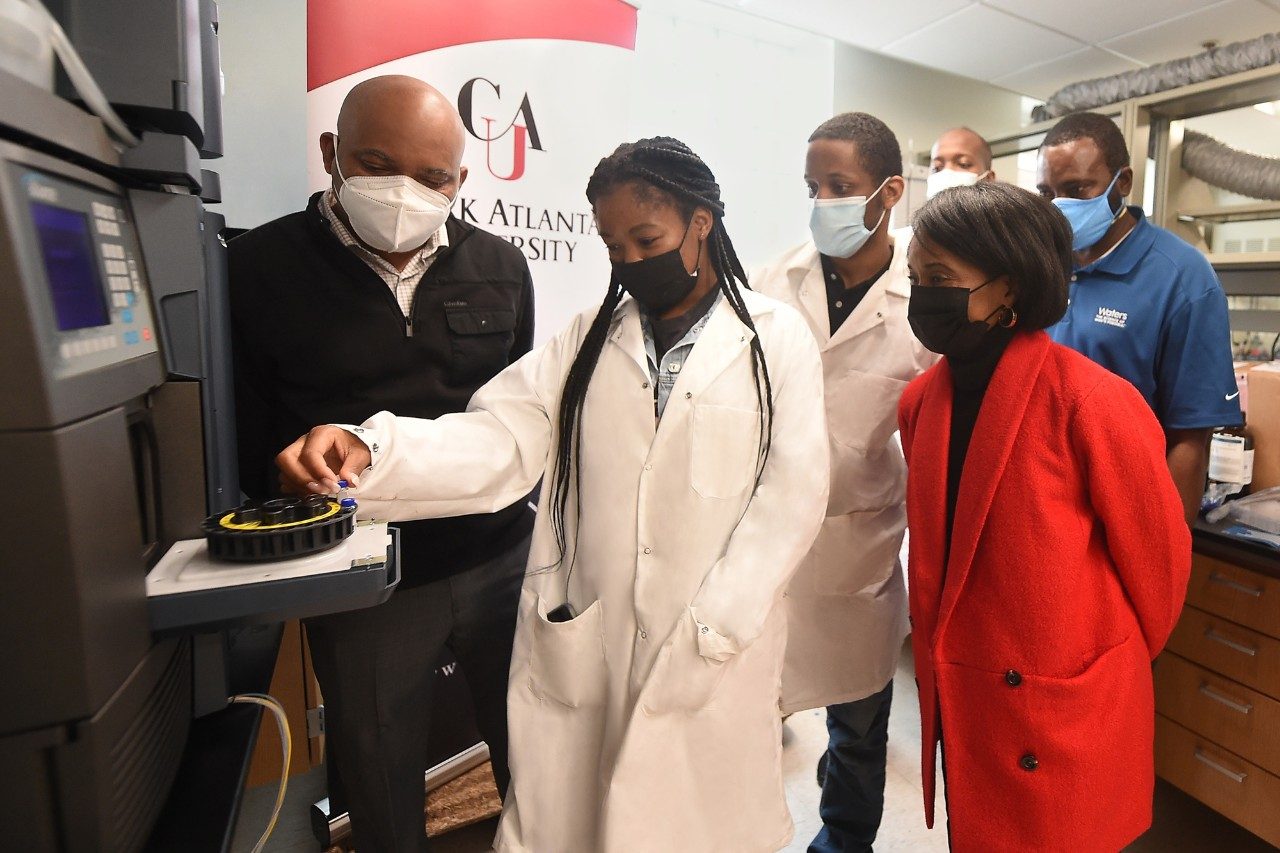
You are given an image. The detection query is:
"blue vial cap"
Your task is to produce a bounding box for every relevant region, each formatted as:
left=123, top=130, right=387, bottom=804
left=339, top=497, right=358, bottom=509
left=337, top=479, right=350, bottom=489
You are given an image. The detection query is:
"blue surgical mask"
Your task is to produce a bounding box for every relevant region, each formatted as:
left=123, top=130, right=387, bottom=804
left=809, top=177, right=890, bottom=258
left=1053, top=171, right=1124, bottom=252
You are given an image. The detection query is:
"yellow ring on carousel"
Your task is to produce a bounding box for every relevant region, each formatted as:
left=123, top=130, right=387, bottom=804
left=218, top=500, right=342, bottom=531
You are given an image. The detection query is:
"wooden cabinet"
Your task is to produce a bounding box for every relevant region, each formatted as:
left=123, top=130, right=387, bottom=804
left=1184, top=553, right=1280, bottom=642
left=1156, top=548, right=1280, bottom=848
left=1154, top=715, right=1280, bottom=846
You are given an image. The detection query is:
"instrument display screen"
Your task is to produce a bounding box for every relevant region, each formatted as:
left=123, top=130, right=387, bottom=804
left=31, top=201, right=110, bottom=331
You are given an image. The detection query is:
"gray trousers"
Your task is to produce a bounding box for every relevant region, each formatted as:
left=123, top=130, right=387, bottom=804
left=305, top=534, right=528, bottom=853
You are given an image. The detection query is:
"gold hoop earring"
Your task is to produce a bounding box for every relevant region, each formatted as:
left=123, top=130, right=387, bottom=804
left=998, top=306, right=1018, bottom=328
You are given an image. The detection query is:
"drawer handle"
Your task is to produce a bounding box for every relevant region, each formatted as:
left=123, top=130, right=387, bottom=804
left=1209, top=571, right=1264, bottom=598
left=1199, top=682, right=1254, bottom=715
left=1205, top=628, right=1259, bottom=657
left=1194, top=748, right=1248, bottom=784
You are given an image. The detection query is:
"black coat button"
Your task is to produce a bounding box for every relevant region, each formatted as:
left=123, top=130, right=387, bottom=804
left=1020, top=754, right=1039, bottom=771
left=1005, top=670, right=1023, bottom=687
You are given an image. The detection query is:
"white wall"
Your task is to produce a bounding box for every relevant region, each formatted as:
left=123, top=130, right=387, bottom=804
left=629, top=0, right=835, bottom=269
left=215, top=0, right=308, bottom=230
left=833, top=43, right=1027, bottom=168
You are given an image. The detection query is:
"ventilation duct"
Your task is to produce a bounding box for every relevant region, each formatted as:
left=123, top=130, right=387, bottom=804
left=1032, top=32, right=1280, bottom=121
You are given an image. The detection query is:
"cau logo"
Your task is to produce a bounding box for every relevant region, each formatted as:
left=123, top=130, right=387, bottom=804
left=458, top=77, right=544, bottom=182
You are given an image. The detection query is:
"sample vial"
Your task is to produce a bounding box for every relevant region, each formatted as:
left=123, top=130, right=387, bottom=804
left=336, top=479, right=357, bottom=512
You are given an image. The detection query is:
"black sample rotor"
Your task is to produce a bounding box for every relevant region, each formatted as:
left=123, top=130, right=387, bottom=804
left=203, top=495, right=356, bottom=562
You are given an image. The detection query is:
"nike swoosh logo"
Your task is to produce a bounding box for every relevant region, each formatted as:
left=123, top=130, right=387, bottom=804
left=1226, top=391, right=1241, bottom=401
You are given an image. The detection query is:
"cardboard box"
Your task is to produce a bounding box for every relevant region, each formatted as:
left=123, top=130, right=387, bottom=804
left=1247, top=363, right=1280, bottom=491
left=1235, top=361, right=1262, bottom=416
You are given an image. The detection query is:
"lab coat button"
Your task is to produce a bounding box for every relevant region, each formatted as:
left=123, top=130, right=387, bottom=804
left=639, top=630, right=648, bottom=639
left=700, top=626, right=709, bottom=634
left=1019, top=754, right=1039, bottom=771
left=642, top=381, right=650, bottom=389
left=643, top=547, right=652, bottom=555
left=1005, top=670, right=1022, bottom=687
left=684, top=392, right=692, bottom=399
left=644, top=464, right=652, bottom=471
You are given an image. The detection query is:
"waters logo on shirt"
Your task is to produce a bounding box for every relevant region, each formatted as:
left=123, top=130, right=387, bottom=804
left=1093, top=306, right=1129, bottom=329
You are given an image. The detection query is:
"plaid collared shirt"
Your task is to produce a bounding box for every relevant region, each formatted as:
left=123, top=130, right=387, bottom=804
left=641, top=291, right=722, bottom=419
left=319, top=188, right=449, bottom=318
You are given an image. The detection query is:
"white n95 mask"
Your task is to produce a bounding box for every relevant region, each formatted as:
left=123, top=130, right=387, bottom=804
left=809, top=176, right=890, bottom=259
left=333, top=137, right=453, bottom=253
left=926, top=168, right=989, bottom=200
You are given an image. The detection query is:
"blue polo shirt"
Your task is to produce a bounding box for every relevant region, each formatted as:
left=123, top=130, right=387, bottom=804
left=1049, top=208, right=1242, bottom=430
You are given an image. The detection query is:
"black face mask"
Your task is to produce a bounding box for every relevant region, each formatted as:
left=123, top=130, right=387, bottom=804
left=907, top=278, right=1006, bottom=358
left=613, top=225, right=701, bottom=315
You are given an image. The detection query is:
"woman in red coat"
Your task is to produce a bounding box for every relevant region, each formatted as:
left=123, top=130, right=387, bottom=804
left=897, top=181, right=1191, bottom=852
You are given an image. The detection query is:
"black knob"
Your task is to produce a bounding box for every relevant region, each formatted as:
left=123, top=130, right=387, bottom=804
left=233, top=506, right=263, bottom=524
left=1005, top=670, right=1023, bottom=687
left=301, top=495, right=329, bottom=518
left=1020, top=754, right=1039, bottom=771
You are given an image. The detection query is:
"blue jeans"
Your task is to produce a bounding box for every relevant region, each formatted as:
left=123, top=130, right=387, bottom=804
left=808, top=680, right=894, bottom=853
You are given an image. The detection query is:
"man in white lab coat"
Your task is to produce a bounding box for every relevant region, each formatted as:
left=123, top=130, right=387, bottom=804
left=753, top=112, right=937, bottom=853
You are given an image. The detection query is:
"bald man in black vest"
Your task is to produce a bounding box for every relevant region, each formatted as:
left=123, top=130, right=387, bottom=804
left=230, top=75, right=534, bottom=852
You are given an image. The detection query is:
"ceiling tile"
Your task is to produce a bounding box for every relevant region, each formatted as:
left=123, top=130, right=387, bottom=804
left=991, top=46, right=1144, bottom=99
left=1101, top=0, right=1280, bottom=65
left=705, top=0, right=975, bottom=50
left=808, top=0, right=976, bottom=50
left=883, top=4, right=1084, bottom=81
left=982, top=0, right=1222, bottom=44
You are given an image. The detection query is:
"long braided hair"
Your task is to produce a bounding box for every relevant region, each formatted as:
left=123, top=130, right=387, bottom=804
left=549, top=136, right=775, bottom=564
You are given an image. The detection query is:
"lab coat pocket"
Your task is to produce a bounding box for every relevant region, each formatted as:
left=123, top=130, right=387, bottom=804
left=528, top=595, right=608, bottom=709
left=641, top=609, right=730, bottom=715
left=828, top=369, right=908, bottom=453
left=690, top=404, right=761, bottom=499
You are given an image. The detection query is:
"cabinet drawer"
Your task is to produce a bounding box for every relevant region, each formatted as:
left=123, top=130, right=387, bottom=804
left=1155, top=652, right=1280, bottom=776
left=1186, top=554, right=1280, bottom=640
left=1166, top=606, right=1280, bottom=699
left=1155, top=715, right=1280, bottom=848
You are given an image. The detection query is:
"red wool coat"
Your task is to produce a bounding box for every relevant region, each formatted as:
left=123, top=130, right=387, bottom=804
left=897, top=331, right=1191, bottom=852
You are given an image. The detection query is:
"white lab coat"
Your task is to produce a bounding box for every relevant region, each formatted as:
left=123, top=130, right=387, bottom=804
left=752, top=231, right=937, bottom=713
left=347, top=288, right=829, bottom=852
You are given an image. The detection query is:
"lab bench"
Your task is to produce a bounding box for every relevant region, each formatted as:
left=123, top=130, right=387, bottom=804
left=1154, top=521, right=1280, bottom=848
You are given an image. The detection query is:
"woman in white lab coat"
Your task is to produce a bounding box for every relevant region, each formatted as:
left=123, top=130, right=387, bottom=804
left=279, top=137, right=829, bottom=853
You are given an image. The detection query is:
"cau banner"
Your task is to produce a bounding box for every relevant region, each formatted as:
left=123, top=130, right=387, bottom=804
left=308, top=0, right=639, bottom=343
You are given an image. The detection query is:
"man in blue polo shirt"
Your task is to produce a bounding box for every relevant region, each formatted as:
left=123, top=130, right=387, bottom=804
left=1036, top=112, right=1242, bottom=522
